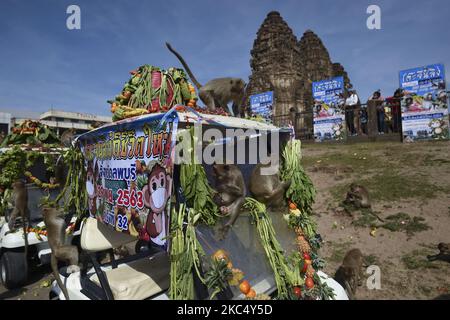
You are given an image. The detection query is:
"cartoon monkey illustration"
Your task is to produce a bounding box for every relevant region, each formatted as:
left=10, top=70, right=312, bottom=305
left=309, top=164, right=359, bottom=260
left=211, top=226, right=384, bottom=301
left=86, top=160, right=99, bottom=216
left=142, top=163, right=172, bottom=248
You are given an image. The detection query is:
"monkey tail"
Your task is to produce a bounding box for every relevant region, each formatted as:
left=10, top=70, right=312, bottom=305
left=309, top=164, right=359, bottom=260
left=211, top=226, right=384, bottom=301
left=51, top=255, right=70, bottom=300
left=22, top=212, right=29, bottom=271
left=165, top=42, right=203, bottom=90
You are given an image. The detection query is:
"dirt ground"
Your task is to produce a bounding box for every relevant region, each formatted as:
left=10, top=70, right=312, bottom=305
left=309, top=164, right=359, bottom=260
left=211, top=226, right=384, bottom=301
left=1, top=140, right=449, bottom=300
left=302, top=140, right=450, bottom=300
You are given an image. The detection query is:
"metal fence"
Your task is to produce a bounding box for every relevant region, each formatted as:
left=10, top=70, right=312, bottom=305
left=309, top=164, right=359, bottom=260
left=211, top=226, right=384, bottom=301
left=273, top=98, right=405, bottom=142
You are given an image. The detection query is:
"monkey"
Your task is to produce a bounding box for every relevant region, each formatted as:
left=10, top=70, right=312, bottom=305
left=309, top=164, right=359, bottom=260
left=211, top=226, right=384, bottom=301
left=60, top=129, right=76, bottom=148
left=142, top=163, right=172, bottom=249
left=42, top=207, right=79, bottom=300
left=427, top=243, right=450, bottom=263
left=7, top=180, right=30, bottom=267
left=166, top=42, right=247, bottom=117
left=249, top=163, right=290, bottom=208
left=8, top=180, right=30, bottom=232
left=344, top=183, right=371, bottom=209
left=334, top=249, right=365, bottom=300
left=86, top=160, right=99, bottom=217
left=343, top=184, right=385, bottom=222
left=212, top=164, right=246, bottom=237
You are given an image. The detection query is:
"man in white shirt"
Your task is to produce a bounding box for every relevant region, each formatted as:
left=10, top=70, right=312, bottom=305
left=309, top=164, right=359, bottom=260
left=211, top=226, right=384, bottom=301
left=345, top=90, right=359, bottom=135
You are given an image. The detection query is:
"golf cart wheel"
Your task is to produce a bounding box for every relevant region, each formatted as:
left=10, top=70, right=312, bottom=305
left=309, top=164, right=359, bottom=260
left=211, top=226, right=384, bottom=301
left=0, top=250, right=28, bottom=289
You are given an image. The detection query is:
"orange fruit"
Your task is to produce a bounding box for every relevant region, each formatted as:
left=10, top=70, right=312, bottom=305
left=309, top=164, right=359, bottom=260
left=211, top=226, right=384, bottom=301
left=239, top=280, right=251, bottom=295
left=246, top=288, right=256, bottom=298
left=305, top=277, right=314, bottom=289
left=213, top=249, right=229, bottom=263
left=289, top=202, right=297, bottom=210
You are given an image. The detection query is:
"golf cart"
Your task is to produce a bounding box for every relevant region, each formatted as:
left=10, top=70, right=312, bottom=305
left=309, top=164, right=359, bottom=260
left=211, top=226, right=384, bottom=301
left=0, top=147, right=79, bottom=289
left=49, top=111, right=348, bottom=300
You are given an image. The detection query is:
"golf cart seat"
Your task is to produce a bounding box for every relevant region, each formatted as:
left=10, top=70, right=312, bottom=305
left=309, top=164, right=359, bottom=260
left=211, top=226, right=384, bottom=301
left=80, top=217, right=170, bottom=300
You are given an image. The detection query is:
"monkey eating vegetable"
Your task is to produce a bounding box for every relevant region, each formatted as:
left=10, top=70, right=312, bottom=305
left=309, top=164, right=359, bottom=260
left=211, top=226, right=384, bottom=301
left=166, top=42, right=246, bottom=117
left=344, top=184, right=371, bottom=209
left=42, top=207, right=79, bottom=300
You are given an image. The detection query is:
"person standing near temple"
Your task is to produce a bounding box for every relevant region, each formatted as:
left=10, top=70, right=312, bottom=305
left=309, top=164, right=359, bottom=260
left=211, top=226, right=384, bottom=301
left=370, top=90, right=385, bottom=134
left=345, top=90, right=359, bottom=136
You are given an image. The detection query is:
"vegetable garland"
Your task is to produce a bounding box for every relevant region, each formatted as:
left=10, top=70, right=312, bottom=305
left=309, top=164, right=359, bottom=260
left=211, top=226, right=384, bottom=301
left=109, top=65, right=198, bottom=121
left=179, top=127, right=219, bottom=225
left=54, top=146, right=87, bottom=217
left=169, top=204, right=205, bottom=300
left=244, top=198, right=293, bottom=299
left=281, top=139, right=316, bottom=216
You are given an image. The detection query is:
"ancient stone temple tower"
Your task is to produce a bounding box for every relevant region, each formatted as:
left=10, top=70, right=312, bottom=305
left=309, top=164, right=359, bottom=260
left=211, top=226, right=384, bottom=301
left=246, top=11, right=306, bottom=117
left=245, top=11, right=353, bottom=122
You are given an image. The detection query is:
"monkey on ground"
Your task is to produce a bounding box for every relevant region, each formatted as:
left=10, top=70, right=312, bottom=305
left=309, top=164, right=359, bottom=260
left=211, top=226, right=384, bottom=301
left=343, top=184, right=384, bottom=222
left=334, top=248, right=365, bottom=300
left=166, top=42, right=246, bottom=117
left=344, top=183, right=371, bottom=209
left=212, top=164, right=246, bottom=237
left=249, top=163, right=290, bottom=208
left=7, top=180, right=30, bottom=269
left=42, top=207, right=80, bottom=300
left=427, top=243, right=450, bottom=263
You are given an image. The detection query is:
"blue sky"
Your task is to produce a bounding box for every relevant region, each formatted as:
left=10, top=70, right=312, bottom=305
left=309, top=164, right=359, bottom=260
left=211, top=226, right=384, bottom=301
left=0, top=0, right=449, bottom=117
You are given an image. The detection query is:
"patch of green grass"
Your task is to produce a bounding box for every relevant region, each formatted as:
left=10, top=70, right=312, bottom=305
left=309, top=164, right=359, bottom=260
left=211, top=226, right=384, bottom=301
left=422, top=155, right=450, bottom=167
left=302, top=152, right=381, bottom=173
left=327, top=240, right=353, bottom=263
left=331, top=171, right=447, bottom=204
left=352, top=208, right=379, bottom=228
left=364, top=254, right=378, bottom=265
left=381, top=212, right=431, bottom=237
left=401, top=249, right=440, bottom=270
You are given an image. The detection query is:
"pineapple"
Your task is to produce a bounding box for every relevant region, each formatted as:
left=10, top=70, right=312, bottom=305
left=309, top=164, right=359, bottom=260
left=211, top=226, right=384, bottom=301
left=296, top=235, right=311, bottom=254
left=306, top=265, right=315, bottom=278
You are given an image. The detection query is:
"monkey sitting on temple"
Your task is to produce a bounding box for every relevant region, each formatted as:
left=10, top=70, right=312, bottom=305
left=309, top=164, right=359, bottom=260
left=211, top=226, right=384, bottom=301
left=42, top=207, right=79, bottom=300
left=334, top=249, right=365, bottom=300
left=427, top=243, right=450, bottom=263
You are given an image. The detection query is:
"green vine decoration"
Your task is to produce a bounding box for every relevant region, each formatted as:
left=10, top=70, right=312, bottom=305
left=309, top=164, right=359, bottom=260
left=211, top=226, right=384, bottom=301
left=179, top=127, right=219, bottom=225
left=169, top=204, right=205, bottom=300
left=244, top=197, right=294, bottom=299
left=54, top=146, right=87, bottom=216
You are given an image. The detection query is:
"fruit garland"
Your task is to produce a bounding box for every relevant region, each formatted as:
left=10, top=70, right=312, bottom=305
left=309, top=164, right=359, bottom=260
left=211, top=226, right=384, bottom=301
left=109, top=65, right=198, bottom=121
left=27, top=222, right=75, bottom=241
left=281, top=139, right=335, bottom=300
left=24, top=171, right=59, bottom=190
left=1, top=120, right=60, bottom=147
left=208, top=249, right=271, bottom=300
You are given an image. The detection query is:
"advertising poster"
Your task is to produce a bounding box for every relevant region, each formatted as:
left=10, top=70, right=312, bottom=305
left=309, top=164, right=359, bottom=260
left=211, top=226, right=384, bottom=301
left=249, top=91, right=274, bottom=124
left=399, top=64, right=449, bottom=142
left=312, top=76, right=346, bottom=142
left=77, top=113, right=179, bottom=250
